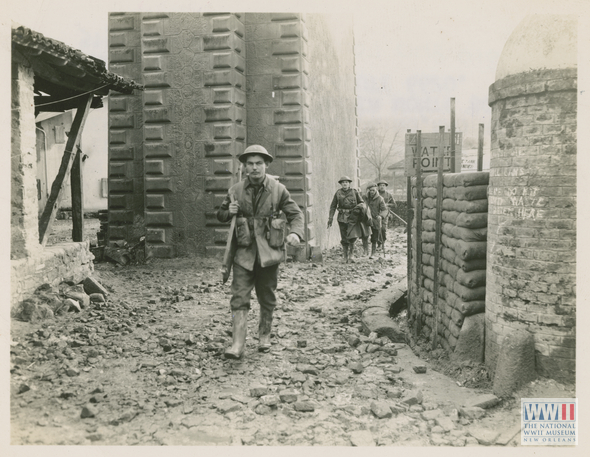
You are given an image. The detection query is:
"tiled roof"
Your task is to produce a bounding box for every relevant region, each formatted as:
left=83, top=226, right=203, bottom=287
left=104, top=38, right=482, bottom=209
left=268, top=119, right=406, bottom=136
left=12, top=25, right=143, bottom=95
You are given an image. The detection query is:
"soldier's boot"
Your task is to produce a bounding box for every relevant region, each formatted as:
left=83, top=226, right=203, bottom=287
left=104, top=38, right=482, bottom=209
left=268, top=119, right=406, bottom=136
left=343, top=245, right=349, bottom=263
left=224, top=309, right=248, bottom=359
left=363, top=239, right=370, bottom=256
left=369, top=242, right=377, bottom=259
left=381, top=241, right=387, bottom=255
left=348, top=242, right=356, bottom=263
left=258, top=309, right=273, bottom=353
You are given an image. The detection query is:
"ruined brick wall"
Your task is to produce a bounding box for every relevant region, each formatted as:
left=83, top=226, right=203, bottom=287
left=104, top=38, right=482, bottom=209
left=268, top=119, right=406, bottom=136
left=108, top=12, right=357, bottom=257
left=408, top=172, right=488, bottom=352
left=486, top=68, right=576, bottom=381
left=11, top=57, right=40, bottom=260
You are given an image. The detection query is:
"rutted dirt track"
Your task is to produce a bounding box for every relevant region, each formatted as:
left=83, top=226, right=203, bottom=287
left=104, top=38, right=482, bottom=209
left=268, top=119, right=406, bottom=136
left=10, top=227, right=574, bottom=446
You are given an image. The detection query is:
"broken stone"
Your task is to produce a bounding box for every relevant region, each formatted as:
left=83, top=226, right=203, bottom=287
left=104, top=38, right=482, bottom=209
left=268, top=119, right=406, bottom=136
left=249, top=386, right=269, bottom=397
left=495, top=424, right=522, bottom=446
left=290, top=373, right=307, bottom=383
left=254, top=404, right=272, bottom=415
left=467, top=426, right=500, bottom=445
left=435, top=416, right=456, bottom=432
left=293, top=402, right=315, bottom=412
left=401, top=390, right=423, bottom=406
left=260, top=395, right=280, bottom=407
left=17, top=383, right=30, bottom=395
left=346, top=335, right=361, bottom=347
left=385, top=387, right=402, bottom=399
left=421, top=409, right=443, bottom=421
left=65, top=367, right=80, bottom=377
left=297, top=340, right=307, bottom=348
left=81, top=405, right=97, bottom=419
left=370, top=401, right=392, bottom=419
left=279, top=389, right=299, bottom=403
left=349, top=430, right=375, bottom=446
left=412, top=365, right=427, bottom=374
left=83, top=277, right=109, bottom=296
left=409, top=404, right=424, bottom=412
left=296, top=364, right=318, bottom=375
left=466, top=394, right=499, bottom=409
left=215, top=400, right=241, bottom=414
left=459, top=406, right=486, bottom=420
left=64, top=286, right=90, bottom=309
left=64, top=298, right=81, bottom=313
left=89, top=293, right=105, bottom=303
left=493, top=330, right=536, bottom=398
left=349, top=362, right=364, bottom=374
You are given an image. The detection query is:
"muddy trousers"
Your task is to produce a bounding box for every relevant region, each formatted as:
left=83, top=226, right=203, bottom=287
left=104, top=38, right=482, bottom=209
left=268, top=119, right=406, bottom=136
left=230, top=262, right=279, bottom=313
left=338, top=221, right=350, bottom=247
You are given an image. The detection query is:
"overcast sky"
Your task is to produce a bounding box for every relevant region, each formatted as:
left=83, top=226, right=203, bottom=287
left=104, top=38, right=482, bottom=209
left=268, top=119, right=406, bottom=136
left=5, top=0, right=588, bottom=149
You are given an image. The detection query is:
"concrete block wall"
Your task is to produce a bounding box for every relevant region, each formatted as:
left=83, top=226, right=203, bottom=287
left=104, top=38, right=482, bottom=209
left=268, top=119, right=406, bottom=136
left=107, top=12, right=358, bottom=257
left=11, top=57, right=40, bottom=261
left=486, top=68, right=576, bottom=381
left=245, top=13, right=312, bottom=245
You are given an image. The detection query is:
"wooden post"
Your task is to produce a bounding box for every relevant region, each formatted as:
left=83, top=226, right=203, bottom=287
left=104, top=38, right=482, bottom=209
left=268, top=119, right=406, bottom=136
left=477, top=123, right=484, bottom=172
left=431, top=126, right=445, bottom=350
left=406, top=175, right=412, bottom=316
left=415, top=130, right=423, bottom=334
left=39, top=94, right=93, bottom=246
left=71, top=146, right=84, bottom=242
left=450, top=98, right=456, bottom=173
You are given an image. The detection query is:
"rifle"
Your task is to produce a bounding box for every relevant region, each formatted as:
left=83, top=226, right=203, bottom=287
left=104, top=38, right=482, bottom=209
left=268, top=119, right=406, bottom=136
left=388, top=209, right=407, bottom=225
left=221, top=166, right=242, bottom=283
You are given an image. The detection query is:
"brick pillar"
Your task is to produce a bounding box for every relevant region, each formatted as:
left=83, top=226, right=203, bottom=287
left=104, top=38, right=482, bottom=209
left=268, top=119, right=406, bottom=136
left=486, top=16, right=576, bottom=382
left=11, top=57, right=40, bottom=260
left=245, top=13, right=313, bottom=256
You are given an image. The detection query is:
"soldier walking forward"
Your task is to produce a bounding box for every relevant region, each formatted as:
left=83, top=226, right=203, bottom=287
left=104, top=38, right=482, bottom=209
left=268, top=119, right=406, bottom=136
left=327, top=176, right=363, bottom=262
left=377, top=180, right=397, bottom=253
left=217, top=145, right=304, bottom=359
left=364, top=182, right=388, bottom=259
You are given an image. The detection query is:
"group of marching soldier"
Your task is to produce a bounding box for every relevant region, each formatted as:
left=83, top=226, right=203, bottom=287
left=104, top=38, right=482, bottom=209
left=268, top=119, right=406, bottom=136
left=328, top=176, right=397, bottom=262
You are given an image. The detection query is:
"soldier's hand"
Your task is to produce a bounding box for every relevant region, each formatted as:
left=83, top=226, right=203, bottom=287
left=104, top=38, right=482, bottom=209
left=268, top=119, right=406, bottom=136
left=286, top=233, right=300, bottom=246
left=229, top=202, right=239, bottom=215
left=327, top=220, right=332, bottom=229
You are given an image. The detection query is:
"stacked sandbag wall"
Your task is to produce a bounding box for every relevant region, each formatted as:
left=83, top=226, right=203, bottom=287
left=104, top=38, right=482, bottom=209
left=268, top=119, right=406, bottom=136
left=409, top=172, right=489, bottom=352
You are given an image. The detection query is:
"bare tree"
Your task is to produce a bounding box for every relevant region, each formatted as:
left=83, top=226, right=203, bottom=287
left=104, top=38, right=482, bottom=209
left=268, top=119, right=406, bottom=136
left=359, top=125, right=402, bottom=181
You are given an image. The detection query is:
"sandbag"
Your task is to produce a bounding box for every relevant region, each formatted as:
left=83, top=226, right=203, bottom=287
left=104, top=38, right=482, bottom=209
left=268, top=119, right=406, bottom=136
left=456, top=257, right=487, bottom=272
left=441, top=259, right=460, bottom=278
left=454, top=199, right=489, bottom=213
left=423, top=197, right=437, bottom=209
left=453, top=282, right=486, bottom=301
left=442, top=211, right=459, bottom=225
left=445, top=185, right=488, bottom=201
left=423, top=187, right=438, bottom=198
left=451, top=225, right=487, bottom=242
left=422, top=253, right=434, bottom=266
left=451, top=308, right=464, bottom=327
left=442, top=273, right=455, bottom=290
left=453, top=240, right=487, bottom=261
left=442, top=199, right=456, bottom=212
left=423, top=174, right=439, bottom=187
left=422, top=208, right=437, bottom=220
left=456, top=269, right=486, bottom=288
left=422, top=242, right=434, bottom=255
left=453, top=172, right=489, bottom=187
left=455, top=212, right=488, bottom=229
left=422, top=220, right=436, bottom=231
left=441, top=234, right=458, bottom=251
left=442, top=247, right=456, bottom=263
left=422, top=231, right=436, bottom=243
left=458, top=300, right=485, bottom=316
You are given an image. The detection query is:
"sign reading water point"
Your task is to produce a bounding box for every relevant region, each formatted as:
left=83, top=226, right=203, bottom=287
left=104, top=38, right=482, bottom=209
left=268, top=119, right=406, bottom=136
left=521, top=398, right=577, bottom=445
left=404, top=132, right=462, bottom=176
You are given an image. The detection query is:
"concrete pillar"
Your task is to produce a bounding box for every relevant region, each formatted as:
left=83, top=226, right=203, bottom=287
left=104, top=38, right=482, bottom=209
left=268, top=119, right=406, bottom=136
left=486, top=15, right=577, bottom=382
left=11, top=56, right=40, bottom=260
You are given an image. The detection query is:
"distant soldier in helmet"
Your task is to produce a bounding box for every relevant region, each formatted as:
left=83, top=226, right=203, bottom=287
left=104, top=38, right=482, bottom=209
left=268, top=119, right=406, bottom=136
left=328, top=176, right=363, bottom=262
left=364, top=182, right=388, bottom=259
left=377, top=180, right=397, bottom=253
left=217, top=145, right=304, bottom=359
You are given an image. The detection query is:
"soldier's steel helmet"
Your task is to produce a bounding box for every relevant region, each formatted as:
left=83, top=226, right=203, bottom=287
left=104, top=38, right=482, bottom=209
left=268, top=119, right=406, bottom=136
left=238, top=144, right=274, bottom=163
left=377, top=180, right=389, bottom=186
left=338, top=176, right=353, bottom=183
left=366, top=182, right=377, bottom=190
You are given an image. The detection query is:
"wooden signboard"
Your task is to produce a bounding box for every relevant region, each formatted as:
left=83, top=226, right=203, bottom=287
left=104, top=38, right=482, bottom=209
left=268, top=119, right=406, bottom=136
left=404, top=132, right=462, bottom=176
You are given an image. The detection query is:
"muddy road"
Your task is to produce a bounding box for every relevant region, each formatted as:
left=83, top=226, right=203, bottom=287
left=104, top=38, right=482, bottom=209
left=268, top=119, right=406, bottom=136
left=10, top=227, right=573, bottom=446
